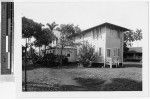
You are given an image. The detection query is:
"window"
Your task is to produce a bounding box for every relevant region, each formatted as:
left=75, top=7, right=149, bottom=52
left=99, top=28, right=102, bottom=39
left=96, top=28, right=99, bottom=39
left=113, top=49, right=116, bottom=56
left=113, top=48, right=120, bottom=56
left=93, top=29, right=97, bottom=39
left=99, top=48, right=102, bottom=56
left=67, top=54, right=70, bottom=57
left=107, top=49, right=111, bottom=57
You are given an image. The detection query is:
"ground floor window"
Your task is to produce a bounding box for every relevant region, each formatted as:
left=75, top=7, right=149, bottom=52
left=67, top=53, right=70, bottom=57
left=107, top=49, right=111, bottom=57
left=113, top=48, right=120, bottom=56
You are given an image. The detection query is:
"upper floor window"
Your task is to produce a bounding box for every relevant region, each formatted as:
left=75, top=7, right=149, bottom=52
left=96, top=28, right=99, bottom=39
left=93, top=29, right=96, bottom=39
left=99, top=47, right=102, bottom=56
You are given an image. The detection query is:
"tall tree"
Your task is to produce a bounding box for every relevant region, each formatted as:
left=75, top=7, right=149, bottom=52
left=34, top=28, right=57, bottom=55
left=22, top=16, right=43, bottom=48
left=56, top=24, right=81, bottom=66
left=123, top=29, right=142, bottom=52
left=47, top=22, right=58, bottom=32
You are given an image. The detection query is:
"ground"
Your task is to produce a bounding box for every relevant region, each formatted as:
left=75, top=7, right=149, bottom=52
left=22, top=66, right=142, bottom=91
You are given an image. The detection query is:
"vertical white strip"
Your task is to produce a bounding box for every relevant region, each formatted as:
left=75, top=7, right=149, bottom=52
left=7, top=18, right=11, bottom=69
left=7, top=52, right=10, bottom=69
left=6, top=36, right=8, bottom=52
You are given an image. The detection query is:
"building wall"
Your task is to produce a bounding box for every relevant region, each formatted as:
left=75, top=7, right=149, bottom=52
left=47, top=48, right=77, bottom=62
left=74, top=27, right=106, bottom=63
left=51, top=25, right=124, bottom=64
left=105, top=27, right=124, bottom=63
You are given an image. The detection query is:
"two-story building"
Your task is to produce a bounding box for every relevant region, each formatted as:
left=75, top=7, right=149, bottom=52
left=47, top=22, right=130, bottom=67
left=70, top=22, right=130, bottom=67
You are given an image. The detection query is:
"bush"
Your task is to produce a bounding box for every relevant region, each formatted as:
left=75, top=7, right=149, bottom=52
left=124, top=58, right=141, bottom=62
left=41, top=53, right=68, bottom=67
left=78, top=42, right=97, bottom=67
left=41, top=53, right=56, bottom=66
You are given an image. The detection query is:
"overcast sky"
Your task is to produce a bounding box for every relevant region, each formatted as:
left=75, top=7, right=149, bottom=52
left=17, top=1, right=148, bottom=47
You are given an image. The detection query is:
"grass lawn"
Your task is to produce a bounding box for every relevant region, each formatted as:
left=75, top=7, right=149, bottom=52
left=22, top=67, right=142, bottom=91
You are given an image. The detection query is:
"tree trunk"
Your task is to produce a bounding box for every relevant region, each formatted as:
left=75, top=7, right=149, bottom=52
left=44, top=45, right=46, bottom=56
left=60, top=46, right=63, bottom=67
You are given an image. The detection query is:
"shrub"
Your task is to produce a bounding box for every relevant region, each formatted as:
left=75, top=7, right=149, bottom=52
left=78, top=42, right=97, bottom=67
left=42, top=53, right=56, bottom=66
left=41, top=53, right=68, bottom=67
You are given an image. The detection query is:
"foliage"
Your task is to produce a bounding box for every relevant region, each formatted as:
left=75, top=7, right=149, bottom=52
left=47, top=22, right=58, bottom=32
left=124, top=29, right=142, bottom=52
left=38, top=53, right=68, bottom=67
left=34, top=28, right=56, bottom=47
left=78, top=42, right=97, bottom=67
left=55, top=24, right=81, bottom=66
left=22, top=16, right=43, bottom=39
left=56, top=24, right=81, bottom=37
left=124, top=29, right=142, bottom=43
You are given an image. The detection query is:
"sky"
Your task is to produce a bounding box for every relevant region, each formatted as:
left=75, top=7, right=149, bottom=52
left=17, top=1, right=148, bottom=47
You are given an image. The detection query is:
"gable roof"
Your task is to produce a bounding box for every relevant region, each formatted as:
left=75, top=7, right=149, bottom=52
left=69, top=22, right=130, bottom=38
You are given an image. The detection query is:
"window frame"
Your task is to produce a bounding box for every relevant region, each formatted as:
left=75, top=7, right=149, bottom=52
left=99, top=47, right=102, bottom=56
left=107, top=48, right=111, bottom=57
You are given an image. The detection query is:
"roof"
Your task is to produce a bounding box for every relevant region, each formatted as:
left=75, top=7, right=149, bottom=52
left=128, top=47, right=142, bottom=53
left=69, top=22, right=130, bottom=38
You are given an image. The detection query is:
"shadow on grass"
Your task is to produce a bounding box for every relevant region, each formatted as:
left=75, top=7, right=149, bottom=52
left=22, top=82, right=88, bottom=91
left=22, top=63, right=79, bottom=71
left=103, top=78, right=142, bottom=91
left=22, top=82, right=60, bottom=91
left=74, top=77, right=142, bottom=91
left=22, top=78, right=142, bottom=91
left=74, top=78, right=105, bottom=91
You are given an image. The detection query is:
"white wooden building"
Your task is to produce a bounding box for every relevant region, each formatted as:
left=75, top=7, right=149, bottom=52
left=70, top=22, right=130, bottom=67
left=47, top=22, right=129, bottom=67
